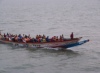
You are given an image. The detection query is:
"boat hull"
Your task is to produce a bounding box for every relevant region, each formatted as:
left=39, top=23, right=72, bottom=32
left=0, top=37, right=89, bottom=49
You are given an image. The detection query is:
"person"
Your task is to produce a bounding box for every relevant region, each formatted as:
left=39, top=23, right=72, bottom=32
left=4, top=33, right=6, bottom=38
left=0, top=31, right=1, bottom=35
left=70, top=32, right=74, bottom=39
left=0, top=31, right=2, bottom=39
left=46, top=36, right=50, bottom=42
left=18, top=34, right=23, bottom=42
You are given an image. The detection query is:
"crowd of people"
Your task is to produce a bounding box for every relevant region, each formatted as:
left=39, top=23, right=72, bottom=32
left=1, top=33, right=64, bottom=43
left=0, top=32, right=74, bottom=43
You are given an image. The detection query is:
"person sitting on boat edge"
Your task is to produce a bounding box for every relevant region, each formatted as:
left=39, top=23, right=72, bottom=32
left=4, top=33, right=6, bottom=38
left=46, top=36, right=50, bottom=42
left=59, top=35, right=64, bottom=41
left=0, top=32, right=2, bottom=39
left=1, top=33, right=6, bottom=40
left=18, top=34, right=23, bottom=42
left=0, top=31, right=1, bottom=35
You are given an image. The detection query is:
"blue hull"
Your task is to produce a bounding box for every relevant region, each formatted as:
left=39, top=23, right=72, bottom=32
left=62, top=39, right=89, bottom=48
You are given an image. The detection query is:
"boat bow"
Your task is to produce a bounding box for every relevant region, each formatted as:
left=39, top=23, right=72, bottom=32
left=62, top=39, right=89, bottom=48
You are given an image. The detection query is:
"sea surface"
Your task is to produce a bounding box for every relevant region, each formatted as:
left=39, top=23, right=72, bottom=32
left=0, top=0, right=100, bottom=73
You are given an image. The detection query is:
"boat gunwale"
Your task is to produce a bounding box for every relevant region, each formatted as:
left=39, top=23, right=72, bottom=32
left=0, top=37, right=82, bottom=45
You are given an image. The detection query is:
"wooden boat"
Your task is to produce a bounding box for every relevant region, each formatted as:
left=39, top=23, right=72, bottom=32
left=0, top=36, right=89, bottom=49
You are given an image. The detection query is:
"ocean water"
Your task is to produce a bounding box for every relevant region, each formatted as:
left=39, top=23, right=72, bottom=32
left=0, top=0, right=100, bottom=73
